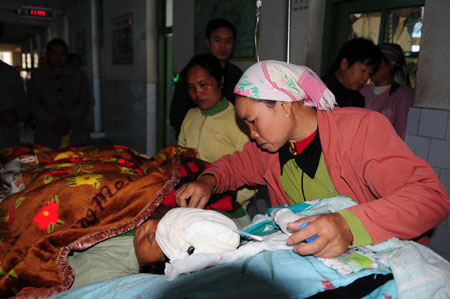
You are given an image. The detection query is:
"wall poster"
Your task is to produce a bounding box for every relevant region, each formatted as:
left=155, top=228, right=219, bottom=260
left=112, top=13, right=133, bottom=64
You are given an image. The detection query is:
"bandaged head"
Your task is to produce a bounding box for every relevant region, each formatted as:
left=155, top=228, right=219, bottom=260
left=155, top=208, right=240, bottom=261
left=234, top=60, right=336, bottom=111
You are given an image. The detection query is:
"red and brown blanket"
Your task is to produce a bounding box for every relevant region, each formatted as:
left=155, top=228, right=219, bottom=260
left=0, top=144, right=200, bottom=298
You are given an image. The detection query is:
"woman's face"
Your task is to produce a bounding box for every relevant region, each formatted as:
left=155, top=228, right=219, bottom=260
left=338, top=59, right=373, bottom=91
left=370, top=57, right=394, bottom=86
left=187, top=65, right=223, bottom=110
left=133, top=219, right=165, bottom=266
left=235, top=96, right=291, bottom=153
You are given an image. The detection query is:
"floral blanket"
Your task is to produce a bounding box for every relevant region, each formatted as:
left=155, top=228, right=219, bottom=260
left=0, top=144, right=195, bottom=298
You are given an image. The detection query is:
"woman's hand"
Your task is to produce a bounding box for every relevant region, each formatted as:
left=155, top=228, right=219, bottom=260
left=174, top=174, right=216, bottom=208
left=286, top=213, right=353, bottom=258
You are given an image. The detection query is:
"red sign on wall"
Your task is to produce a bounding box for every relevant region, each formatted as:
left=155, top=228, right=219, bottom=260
left=18, top=6, right=53, bottom=19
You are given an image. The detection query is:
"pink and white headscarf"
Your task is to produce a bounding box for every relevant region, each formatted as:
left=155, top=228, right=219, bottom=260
left=234, top=60, right=336, bottom=111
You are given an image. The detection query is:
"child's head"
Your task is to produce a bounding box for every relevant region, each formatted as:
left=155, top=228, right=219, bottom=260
left=156, top=208, right=240, bottom=261
left=134, top=207, right=240, bottom=273
left=133, top=205, right=171, bottom=273
left=133, top=218, right=165, bottom=267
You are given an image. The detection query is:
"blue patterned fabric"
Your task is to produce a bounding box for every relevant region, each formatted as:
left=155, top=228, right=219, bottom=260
left=53, top=197, right=396, bottom=299
left=53, top=250, right=394, bottom=299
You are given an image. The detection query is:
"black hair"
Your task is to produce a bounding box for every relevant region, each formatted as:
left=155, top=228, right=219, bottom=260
left=258, top=99, right=277, bottom=107
left=205, top=18, right=236, bottom=40
left=46, top=38, right=69, bottom=56
left=186, top=53, right=224, bottom=85
left=331, top=37, right=382, bottom=73
left=139, top=254, right=170, bottom=275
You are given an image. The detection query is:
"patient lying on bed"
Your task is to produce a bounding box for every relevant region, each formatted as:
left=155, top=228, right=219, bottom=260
left=68, top=206, right=242, bottom=288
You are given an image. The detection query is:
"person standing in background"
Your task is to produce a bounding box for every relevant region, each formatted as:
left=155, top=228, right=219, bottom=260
left=0, top=22, right=28, bottom=150
left=28, top=38, right=91, bottom=148
left=170, top=18, right=243, bottom=138
left=360, top=43, right=414, bottom=139
left=0, top=60, right=28, bottom=150
left=322, top=38, right=382, bottom=108
left=178, top=53, right=256, bottom=216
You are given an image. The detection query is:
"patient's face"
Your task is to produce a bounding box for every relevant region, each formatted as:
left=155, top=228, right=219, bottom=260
left=134, top=219, right=165, bottom=266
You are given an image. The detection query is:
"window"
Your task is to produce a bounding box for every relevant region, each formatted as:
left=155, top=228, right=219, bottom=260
left=349, top=6, right=424, bottom=86
left=322, top=0, right=425, bottom=87
left=0, top=51, right=13, bottom=66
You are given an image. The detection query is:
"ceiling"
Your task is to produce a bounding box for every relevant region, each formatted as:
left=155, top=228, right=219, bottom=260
left=0, top=0, right=78, bottom=51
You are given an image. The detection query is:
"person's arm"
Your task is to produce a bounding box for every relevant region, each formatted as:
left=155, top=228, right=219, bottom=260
left=345, top=111, right=449, bottom=244
left=175, top=141, right=269, bottom=208
left=392, top=86, right=415, bottom=139
left=208, top=141, right=270, bottom=193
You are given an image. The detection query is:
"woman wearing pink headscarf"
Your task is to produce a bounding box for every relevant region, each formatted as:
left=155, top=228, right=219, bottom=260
left=175, top=60, right=450, bottom=258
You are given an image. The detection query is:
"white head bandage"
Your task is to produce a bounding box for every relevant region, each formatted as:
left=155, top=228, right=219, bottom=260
left=155, top=208, right=240, bottom=261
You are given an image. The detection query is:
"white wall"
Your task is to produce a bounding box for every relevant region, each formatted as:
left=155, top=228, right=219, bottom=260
left=68, top=0, right=92, bottom=78
left=103, top=1, right=147, bottom=82
left=100, top=0, right=158, bottom=155
left=53, top=0, right=158, bottom=155
left=304, top=0, right=326, bottom=73
left=172, top=0, right=195, bottom=73
left=250, top=0, right=288, bottom=68
left=48, top=16, right=65, bottom=43
left=289, top=0, right=310, bottom=66
left=415, top=0, right=450, bottom=110
left=64, top=1, right=95, bottom=131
